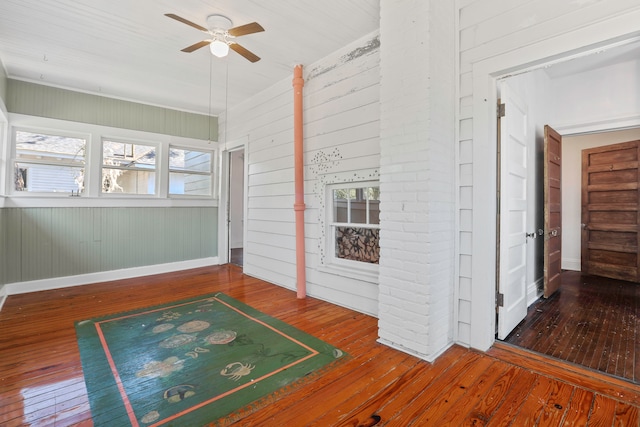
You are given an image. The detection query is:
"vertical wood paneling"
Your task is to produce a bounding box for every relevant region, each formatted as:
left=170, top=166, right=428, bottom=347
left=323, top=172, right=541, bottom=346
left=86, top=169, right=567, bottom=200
left=21, top=208, right=53, bottom=281
left=0, top=209, right=5, bottom=285
left=3, top=207, right=217, bottom=288
left=3, top=209, right=21, bottom=284
left=0, top=58, right=6, bottom=106
left=6, top=80, right=218, bottom=141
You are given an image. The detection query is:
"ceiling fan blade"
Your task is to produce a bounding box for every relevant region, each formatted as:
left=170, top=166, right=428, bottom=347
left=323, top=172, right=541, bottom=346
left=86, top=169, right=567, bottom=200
left=181, top=40, right=212, bottom=53
left=165, top=13, right=208, bottom=33
left=229, top=43, right=261, bottom=62
left=228, top=22, right=265, bottom=37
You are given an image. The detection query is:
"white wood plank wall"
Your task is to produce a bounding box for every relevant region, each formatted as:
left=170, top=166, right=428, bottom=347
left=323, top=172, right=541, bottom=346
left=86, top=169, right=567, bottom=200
left=224, top=32, right=381, bottom=315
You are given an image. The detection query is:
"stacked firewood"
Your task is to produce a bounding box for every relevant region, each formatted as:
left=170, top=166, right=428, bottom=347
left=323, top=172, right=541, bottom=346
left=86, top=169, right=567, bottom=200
left=335, top=227, right=380, bottom=264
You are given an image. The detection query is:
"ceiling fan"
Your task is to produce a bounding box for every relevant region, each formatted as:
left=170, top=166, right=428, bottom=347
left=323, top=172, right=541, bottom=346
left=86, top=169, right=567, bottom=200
left=165, top=13, right=264, bottom=62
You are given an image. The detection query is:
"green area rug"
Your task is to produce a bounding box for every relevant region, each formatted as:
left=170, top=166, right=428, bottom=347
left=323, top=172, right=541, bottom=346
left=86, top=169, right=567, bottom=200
left=76, top=293, right=347, bottom=426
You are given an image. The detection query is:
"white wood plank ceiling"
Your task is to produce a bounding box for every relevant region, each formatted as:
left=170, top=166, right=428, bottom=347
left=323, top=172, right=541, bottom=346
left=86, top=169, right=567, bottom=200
left=0, top=0, right=380, bottom=115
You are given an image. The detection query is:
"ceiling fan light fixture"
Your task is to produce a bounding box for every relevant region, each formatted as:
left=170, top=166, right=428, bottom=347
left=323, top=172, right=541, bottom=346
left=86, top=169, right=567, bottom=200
left=209, top=39, right=229, bottom=57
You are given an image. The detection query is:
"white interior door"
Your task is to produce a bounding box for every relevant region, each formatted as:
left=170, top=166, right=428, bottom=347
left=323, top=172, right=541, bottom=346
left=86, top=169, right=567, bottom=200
left=497, top=82, right=529, bottom=340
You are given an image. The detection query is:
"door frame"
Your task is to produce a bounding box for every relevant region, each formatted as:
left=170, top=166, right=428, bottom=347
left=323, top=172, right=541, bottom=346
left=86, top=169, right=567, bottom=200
left=217, top=136, right=248, bottom=266
left=469, top=30, right=640, bottom=351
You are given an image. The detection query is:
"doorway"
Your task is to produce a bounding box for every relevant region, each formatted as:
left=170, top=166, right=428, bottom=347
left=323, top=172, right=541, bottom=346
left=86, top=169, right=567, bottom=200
left=496, top=47, right=640, bottom=383
left=228, top=149, right=245, bottom=267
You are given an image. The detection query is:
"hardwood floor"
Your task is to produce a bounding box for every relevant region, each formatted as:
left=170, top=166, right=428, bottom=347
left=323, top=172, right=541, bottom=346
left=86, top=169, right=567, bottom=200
left=505, top=270, right=640, bottom=384
left=0, top=265, right=639, bottom=426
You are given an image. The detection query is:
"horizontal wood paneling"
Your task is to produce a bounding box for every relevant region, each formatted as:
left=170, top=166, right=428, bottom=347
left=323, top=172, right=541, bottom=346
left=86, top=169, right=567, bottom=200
left=6, top=80, right=217, bottom=140
left=4, top=207, right=217, bottom=286
left=225, top=32, right=380, bottom=315
left=460, top=2, right=640, bottom=73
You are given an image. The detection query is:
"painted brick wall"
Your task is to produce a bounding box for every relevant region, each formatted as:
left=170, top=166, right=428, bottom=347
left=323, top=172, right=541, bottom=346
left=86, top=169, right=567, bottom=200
left=378, top=0, right=456, bottom=360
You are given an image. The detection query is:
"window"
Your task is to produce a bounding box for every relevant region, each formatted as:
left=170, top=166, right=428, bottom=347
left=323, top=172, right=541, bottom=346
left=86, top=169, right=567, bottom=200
left=329, top=183, right=380, bottom=266
left=169, top=147, right=213, bottom=197
left=102, top=140, right=157, bottom=195
left=10, top=122, right=217, bottom=203
left=13, top=130, right=86, bottom=193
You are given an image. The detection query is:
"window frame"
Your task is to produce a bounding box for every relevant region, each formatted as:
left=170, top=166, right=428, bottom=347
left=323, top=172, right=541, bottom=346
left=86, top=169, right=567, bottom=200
left=10, top=126, right=89, bottom=196
left=324, top=180, right=380, bottom=277
left=6, top=117, right=219, bottom=207
left=167, top=145, right=215, bottom=198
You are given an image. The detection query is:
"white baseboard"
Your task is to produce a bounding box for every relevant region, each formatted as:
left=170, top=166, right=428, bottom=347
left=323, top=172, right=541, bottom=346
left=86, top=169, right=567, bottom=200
left=0, top=285, right=7, bottom=312
left=377, top=338, right=453, bottom=363
left=4, top=257, right=220, bottom=296
left=527, top=277, right=543, bottom=307
left=562, top=259, right=581, bottom=271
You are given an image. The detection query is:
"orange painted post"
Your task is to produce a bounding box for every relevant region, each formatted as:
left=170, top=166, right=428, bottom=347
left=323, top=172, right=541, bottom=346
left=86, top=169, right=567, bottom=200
left=293, top=65, right=306, bottom=299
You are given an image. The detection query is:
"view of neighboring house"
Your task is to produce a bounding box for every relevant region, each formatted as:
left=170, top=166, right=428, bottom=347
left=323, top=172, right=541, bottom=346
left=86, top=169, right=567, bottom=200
left=1, top=0, right=640, bottom=365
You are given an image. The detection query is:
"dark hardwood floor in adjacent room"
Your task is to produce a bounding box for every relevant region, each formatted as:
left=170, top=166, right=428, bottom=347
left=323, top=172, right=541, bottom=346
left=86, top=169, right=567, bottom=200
left=505, top=270, right=640, bottom=384
left=230, top=247, right=244, bottom=266
left=1, top=265, right=639, bottom=426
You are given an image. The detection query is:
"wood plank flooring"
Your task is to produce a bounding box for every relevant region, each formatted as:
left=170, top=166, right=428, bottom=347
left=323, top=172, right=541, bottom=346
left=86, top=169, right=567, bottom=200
left=0, top=265, right=639, bottom=426
left=505, top=270, right=640, bottom=384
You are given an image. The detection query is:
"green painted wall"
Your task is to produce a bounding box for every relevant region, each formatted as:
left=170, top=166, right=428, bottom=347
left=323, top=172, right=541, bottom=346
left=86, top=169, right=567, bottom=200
left=0, top=60, right=7, bottom=108
left=2, top=207, right=217, bottom=286
left=0, top=209, right=6, bottom=286
left=0, top=79, right=220, bottom=289
left=6, top=79, right=217, bottom=141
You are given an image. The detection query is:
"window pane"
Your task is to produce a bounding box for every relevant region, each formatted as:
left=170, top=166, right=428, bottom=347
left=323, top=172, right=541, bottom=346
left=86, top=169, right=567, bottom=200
left=169, top=172, right=212, bottom=196
left=169, top=148, right=212, bottom=173
left=102, top=169, right=155, bottom=194
left=333, top=189, right=349, bottom=222
left=350, top=199, right=367, bottom=224
left=335, top=226, right=380, bottom=264
left=14, top=162, right=84, bottom=193
left=102, top=140, right=156, bottom=195
left=16, top=131, right=85, bottom=165
left=103, top=141, right=156, bottom=169
left=368, top=187, right=380, bottom=225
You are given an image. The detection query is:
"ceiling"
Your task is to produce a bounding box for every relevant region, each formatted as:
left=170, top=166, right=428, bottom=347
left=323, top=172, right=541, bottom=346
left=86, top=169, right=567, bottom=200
left=0, top=0, right=380, bottom=116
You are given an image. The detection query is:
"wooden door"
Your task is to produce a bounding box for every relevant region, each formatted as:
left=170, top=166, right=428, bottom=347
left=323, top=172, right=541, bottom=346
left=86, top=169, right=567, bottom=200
left=544, top=126, right=562, bottom=298
left=497, top=84, right=529, bottom=340
left=582, top=140, right=640, bottom=282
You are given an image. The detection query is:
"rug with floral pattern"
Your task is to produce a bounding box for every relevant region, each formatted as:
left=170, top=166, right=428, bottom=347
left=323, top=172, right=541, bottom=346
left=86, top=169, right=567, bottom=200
left=76, top=292, right=347, bottom=426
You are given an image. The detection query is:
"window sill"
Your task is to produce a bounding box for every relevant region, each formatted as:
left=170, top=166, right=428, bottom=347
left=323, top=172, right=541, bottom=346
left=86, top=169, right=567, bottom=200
left=318, top=263, right=379, bottom=284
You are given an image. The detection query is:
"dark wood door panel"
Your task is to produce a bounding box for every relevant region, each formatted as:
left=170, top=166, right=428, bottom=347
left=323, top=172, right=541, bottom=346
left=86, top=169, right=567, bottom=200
left=586, top=145, right=638, bottom=164
left=544, top=125, right=562, bottom=297
left=582, top=140, right=640, bottom=283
